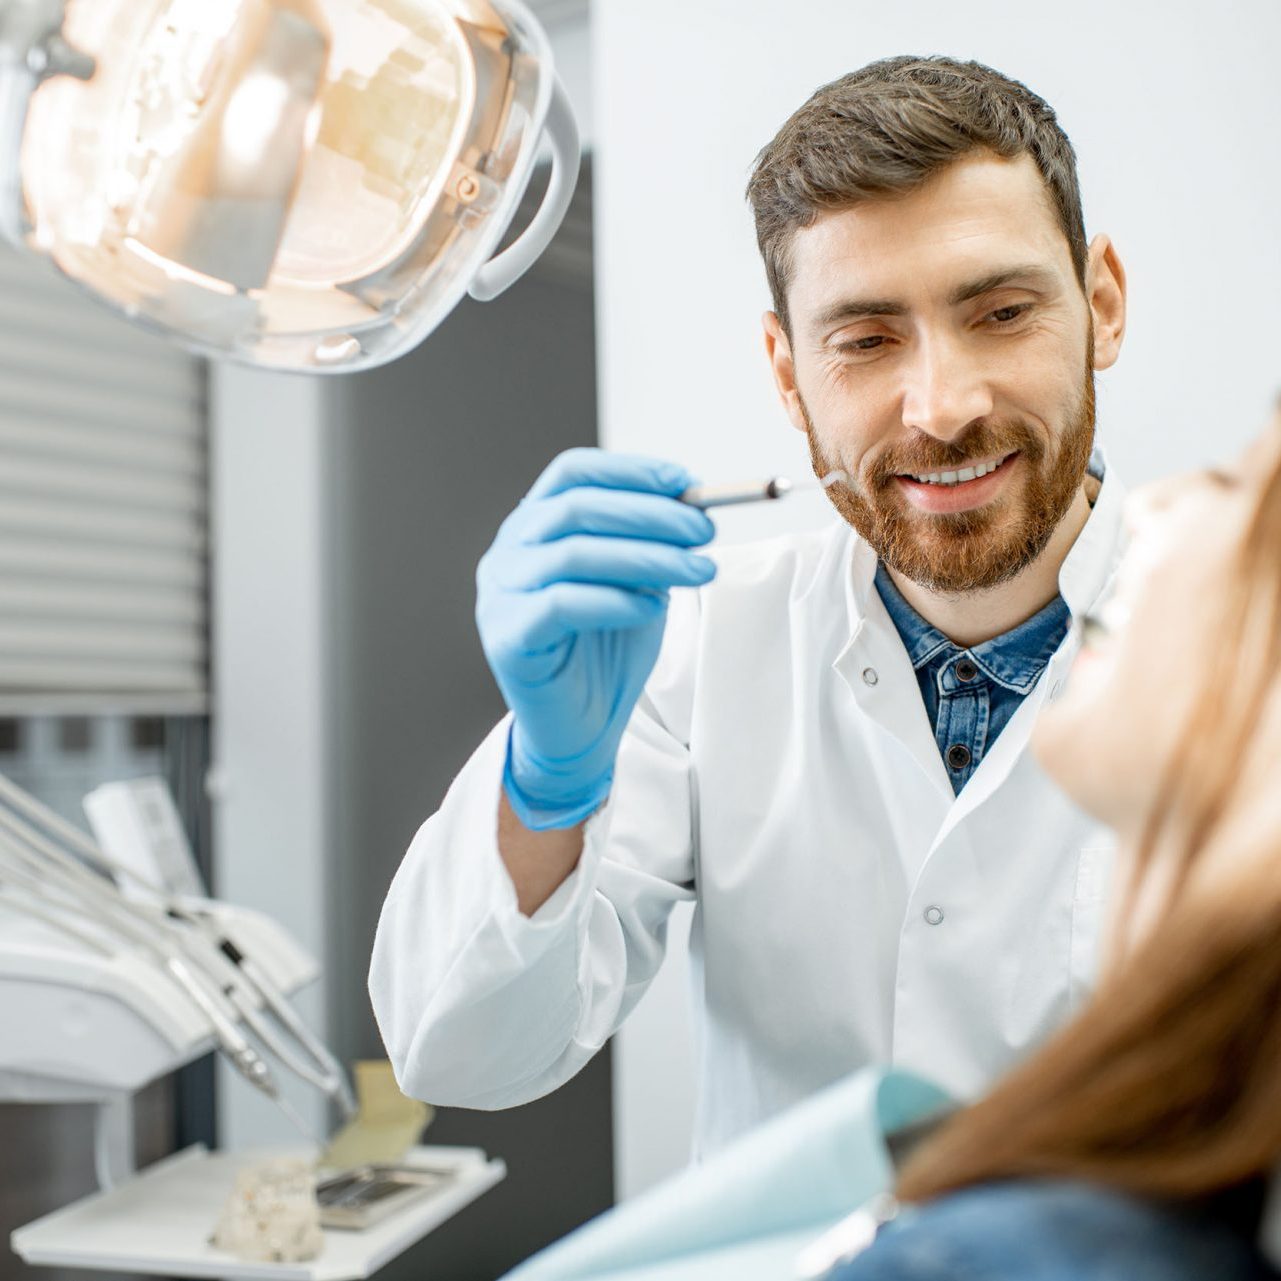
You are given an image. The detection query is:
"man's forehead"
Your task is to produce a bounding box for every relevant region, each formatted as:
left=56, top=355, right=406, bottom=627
left=788, top=152, right=1071, bottom=318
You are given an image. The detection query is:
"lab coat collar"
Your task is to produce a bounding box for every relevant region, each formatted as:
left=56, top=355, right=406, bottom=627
left=1056, top=444, right=1126, bottom=620
left=873, top=560, right=1071, bottom=696
left=843, top=532, right=880, bottom=633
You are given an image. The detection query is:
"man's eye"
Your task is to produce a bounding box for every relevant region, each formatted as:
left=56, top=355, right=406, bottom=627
left=989, top=304, right=1032, bottom=325
left=834, top=335, right=886, bottom=353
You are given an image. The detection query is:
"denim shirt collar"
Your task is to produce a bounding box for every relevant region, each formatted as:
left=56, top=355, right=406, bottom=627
left=874, top=562, right=1070, bottom=694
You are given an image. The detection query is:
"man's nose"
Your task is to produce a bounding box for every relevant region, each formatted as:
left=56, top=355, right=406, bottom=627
left=900, top=335, right=994, bottom=443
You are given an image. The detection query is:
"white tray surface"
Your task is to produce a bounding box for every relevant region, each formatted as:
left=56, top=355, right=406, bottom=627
left=12, top=1144, right=505, bottom=1281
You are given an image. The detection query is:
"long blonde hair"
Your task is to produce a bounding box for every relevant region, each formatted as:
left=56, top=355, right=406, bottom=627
left=898, top=429, right=1281, bottom=1203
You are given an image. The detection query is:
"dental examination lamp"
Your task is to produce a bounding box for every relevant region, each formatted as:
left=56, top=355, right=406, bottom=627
left=0, top=0, right=579, bottom=373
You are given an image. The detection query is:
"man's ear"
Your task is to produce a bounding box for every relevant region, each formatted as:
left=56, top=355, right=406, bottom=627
left=1086, top=235, right=1126, bottom=372
left=762, top=311, right=809, bottom=434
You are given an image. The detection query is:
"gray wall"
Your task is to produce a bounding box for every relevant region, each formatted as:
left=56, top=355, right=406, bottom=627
left=322, top=214, right=613, bottom=1276
left=0, top=1068, right=173, bottom=1281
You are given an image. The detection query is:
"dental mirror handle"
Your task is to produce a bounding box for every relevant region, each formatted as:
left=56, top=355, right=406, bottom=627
left=679, top=470, right=848, bottom=509
left=680, top=477, right=792, bottom=509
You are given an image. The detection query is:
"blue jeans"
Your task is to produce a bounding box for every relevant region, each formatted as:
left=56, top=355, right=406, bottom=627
left=833, top=1180, right=1278, bottom=1281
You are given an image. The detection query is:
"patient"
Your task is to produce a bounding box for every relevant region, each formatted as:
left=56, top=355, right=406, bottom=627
left=840, top=413, right=1281, bottom=1278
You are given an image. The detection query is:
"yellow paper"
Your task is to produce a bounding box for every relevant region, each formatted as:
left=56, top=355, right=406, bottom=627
left=319, top=1060, right=433, bottom=1170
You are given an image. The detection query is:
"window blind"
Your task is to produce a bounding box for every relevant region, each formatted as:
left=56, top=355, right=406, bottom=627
left=0, top=246, right=208, bottom=713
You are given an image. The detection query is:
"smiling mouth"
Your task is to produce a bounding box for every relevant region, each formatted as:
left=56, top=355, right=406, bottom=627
left=896, top=451, right=1018, bottom=487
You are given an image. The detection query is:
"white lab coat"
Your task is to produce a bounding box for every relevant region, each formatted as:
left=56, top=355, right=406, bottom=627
left=370, top=464, right=1124, bottom=1159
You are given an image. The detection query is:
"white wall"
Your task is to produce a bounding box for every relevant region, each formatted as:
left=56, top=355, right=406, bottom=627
left=595, top=0, right=1281, bottom=1198
left=209, top=370, right=334, bottom=1149
left=540, top=4, right=592, bottom=148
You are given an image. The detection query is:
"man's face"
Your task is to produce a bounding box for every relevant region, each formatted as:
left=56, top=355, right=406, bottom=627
left=765, top=152, right=1120, bottom=593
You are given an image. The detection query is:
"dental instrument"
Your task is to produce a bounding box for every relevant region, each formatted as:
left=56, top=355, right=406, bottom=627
left=0, top=771, right=355, bottom=1115
left=680, top=470, right=850, bottom=509
left=0, top=814, right=290, bottom=1119
left=0, top=770, right=355, bottom=1134
left=680, top=478, right=794, bottom=508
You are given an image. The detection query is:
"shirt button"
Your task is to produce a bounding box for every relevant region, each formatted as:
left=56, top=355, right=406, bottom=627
left=946, top=743, right=972, bottom=770
left=924, top=905, right=945, bottom=926
left=955, top=657, right=978, bottom=682
left=862, top=667, right=879, bottom=686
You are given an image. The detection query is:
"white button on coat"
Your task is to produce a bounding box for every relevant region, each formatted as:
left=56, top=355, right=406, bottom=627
left=370, top=462, right=1126, bottom=1160
left=924, top=906, right=945, bottom=926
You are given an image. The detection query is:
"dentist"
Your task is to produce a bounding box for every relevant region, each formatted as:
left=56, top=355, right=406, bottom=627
left=370, top=54, right=1129, bottom=1158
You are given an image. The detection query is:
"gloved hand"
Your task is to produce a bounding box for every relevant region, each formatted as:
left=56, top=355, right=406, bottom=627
left=476, top=448, right=717, bottom=830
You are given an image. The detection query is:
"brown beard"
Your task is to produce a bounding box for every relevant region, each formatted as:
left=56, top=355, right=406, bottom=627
left=804, top=358, right=1096, bottom=594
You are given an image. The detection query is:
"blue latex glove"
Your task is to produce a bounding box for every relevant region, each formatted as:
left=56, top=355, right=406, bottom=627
left=476, top=448, right=717, bottom=830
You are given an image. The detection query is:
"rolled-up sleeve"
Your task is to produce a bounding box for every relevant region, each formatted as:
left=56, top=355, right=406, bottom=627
left=369, top=593, right=701, bottom=1109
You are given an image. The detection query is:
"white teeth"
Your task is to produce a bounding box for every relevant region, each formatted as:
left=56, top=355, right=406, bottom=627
left=907, top=454, right=1009, bottom=485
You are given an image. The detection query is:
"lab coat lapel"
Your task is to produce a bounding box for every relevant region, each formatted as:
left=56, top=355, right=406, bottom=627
left=929, top=654, right=1059, bottom=846
left=833, top=541, right=954, bottom=805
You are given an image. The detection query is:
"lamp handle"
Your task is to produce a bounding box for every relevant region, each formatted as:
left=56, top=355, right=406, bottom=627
left=468, top=76, right=580, bottom=303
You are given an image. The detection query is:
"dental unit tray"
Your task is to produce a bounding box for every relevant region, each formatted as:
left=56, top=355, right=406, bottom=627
left=12, top=1144, right=506, bottom=1281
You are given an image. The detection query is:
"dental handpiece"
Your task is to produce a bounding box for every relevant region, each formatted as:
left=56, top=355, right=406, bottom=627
left=679, top=470, right=849, bottom=509
left=0, top=797, right=289, bottom=1112
left=0, top=771, right=351, bottom=1122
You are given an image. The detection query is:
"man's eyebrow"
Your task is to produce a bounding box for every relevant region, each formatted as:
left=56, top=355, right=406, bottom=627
left=947, top=265, right=1059, bottom=306
left=813, top=296, right=908, bottom=331
left=812, top=265, right=1060, bottom=334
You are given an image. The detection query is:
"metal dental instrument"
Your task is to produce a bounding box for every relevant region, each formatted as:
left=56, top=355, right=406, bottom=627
left=0, top=843, right=322, bottom=1147
left=0, top=772, right=352, bottom=1129
left=0, top=772, right=355, bottom=1115
left=680, top=470, right=850, bottom=509
left=0, top=817, right=284, bottom=1109
left=680, top=477, right=793, bottom=508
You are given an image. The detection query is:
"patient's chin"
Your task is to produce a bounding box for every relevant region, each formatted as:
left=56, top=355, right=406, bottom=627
left=1033, top=704, right=1158, bottom=838
left=1031, top=698, right=1117, bottom=824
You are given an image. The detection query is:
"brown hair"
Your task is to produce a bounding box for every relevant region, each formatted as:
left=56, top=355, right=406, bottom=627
left=897, top=421, right=1281, bottom=1203
left=747, top=56, right=1088, bottom=337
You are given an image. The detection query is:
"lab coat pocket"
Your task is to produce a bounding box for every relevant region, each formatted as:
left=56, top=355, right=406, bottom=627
left=1068, top=841, right=1114, bottom=1009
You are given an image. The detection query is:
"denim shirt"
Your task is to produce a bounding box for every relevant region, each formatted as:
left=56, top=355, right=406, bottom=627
left=874, top=563, right=1071, bottom=796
